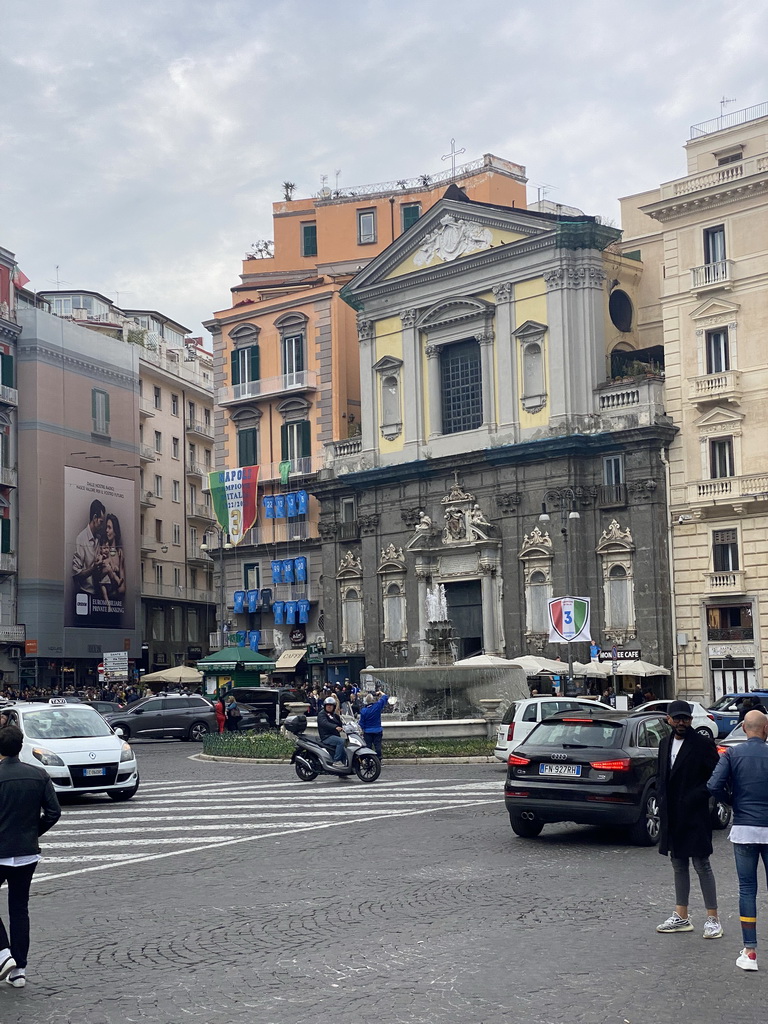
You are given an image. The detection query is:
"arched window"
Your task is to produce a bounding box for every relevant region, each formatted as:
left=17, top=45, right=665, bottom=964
left=596, top=520, right=636, bottom=644
left=519, top=526, right=553, bottom=641
left=608, top=565, right=630, bottom=629
left=342, top=587, right=363, bottom=645
left=382, top=375, right=400, bottom=434
left=528, top=570, right=550, bottom=634
left=383, top=582, right=406, bottom=641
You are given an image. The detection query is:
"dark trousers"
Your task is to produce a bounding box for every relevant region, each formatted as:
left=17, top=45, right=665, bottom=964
left=0, top=862, right=37, bottom=968
left=225, top=718, right=239, bottom=732
left=364, top=731, right=382, bottom=758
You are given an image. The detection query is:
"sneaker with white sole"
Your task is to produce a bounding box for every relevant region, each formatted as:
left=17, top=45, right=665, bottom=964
left=656, top=912, right=694, bottom=933
left=0, top=954, right=16, bottom=981
left=737, top=948, right=758, bottom=971
left=703, top=916, right=724, bottom=939
left=6, top=968, right=25, bottom=988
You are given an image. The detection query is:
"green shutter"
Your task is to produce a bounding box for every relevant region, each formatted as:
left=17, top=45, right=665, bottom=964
left=104, top=391, right=110, bottom=426
left=0, top=354, right=13, bottom=388
left=280, top=424, right=288, bottom=462
left=0, top=518, right=10, bottom=554
left=91, top=388, right=97, bottom=419
left=296, top=338, right=304, bottom=373
left=249, top=345, right=260, bottom=381
left=238, top=428, right=257, bottom=467
left=302, top=223, right=317, bottom=257
left=402, top=204, right=420, bottom=231
left=230, top=350, right=240, bottom=386
left=300, top=419, right=311, bottom=458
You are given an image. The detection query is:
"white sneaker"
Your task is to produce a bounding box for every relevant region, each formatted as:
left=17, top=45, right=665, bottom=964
left=6, top=968, right=25, bottom=988
left=656, top=913, right=694, bottom=933
left=703, top=916, right=723, bottom=939
left=737, top=948, right=758, bottom=971
left=0, top=954, right=16, bottom=981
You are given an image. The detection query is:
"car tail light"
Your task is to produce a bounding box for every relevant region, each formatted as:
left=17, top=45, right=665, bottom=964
left=508, top=754, right=530, bottom=766
left=717, top=745, right=728, bottom=756
left=506, top=723, right=515, bottom=742
left=505, top=789, right=530, bottom=797
left=562, top=717, right=592, bottom=722
left=707, top=714, right=715, bottom=721
left=589, top=758, right=631, bottom=771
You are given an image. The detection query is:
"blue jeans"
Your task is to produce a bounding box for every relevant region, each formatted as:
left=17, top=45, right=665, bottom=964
left=364, top=731, right=382, bottom=758
left=323, top=736, right=347, bottom=764
left=733, top=843, right=768, bottom=949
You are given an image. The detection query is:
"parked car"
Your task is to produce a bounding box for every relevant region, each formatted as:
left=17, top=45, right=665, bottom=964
left=224, top=687, right=303, bottom=728
left=493, top=696, right=613, bottom=762
left=104, top=695, right=216, bottom=741
left=82, top=700, right=125, bottom=715
left=635, top=699, right=717, bottom=739
left=707, top=692, right=768, bottom=737
left=3, top=698, right=139, bottom=800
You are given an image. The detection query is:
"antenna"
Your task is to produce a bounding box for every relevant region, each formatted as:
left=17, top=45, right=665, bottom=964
left=335, top=169, right=341, bottom=192
left=721, top=95, right=736, bottom=116
left=530, top=182, right=558, bottom=205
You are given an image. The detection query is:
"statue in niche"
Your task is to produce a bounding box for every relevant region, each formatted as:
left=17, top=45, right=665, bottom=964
left=469, top=504, right=491, bottom=540
left=442, top=507, right=467, bottom=543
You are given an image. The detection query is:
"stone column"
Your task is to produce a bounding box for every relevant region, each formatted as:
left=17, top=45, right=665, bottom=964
left=425, top=345, right=442, bottom=439
left=400, top=309, right=422, bottom=447
left=415, top=568, right=431, bottom=665
left=492, top=282, right=517, bottom=432
left=480, top=563, right=498, bottom=654
left=357, top=318, right=376, bottom=448
left=477, top=329, right=496, bottom=429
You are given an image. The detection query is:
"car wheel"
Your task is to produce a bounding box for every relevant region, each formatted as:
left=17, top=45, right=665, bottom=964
left=509, top=811, right=544, bottom=838
left=712, top=799, right=732, bottom=830
left=108, top=778, right=140, bottom=801
left=696, top=726, right=715, bottom=739
left=188, top=721, right=209, bottom=742
left=628, top=789, right=660, bottom=846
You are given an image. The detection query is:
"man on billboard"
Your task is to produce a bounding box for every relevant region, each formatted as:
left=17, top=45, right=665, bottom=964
left=72, top=500, right=107, bottom=611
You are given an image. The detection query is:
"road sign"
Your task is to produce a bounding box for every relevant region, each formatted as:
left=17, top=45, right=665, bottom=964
left=103, top=651, right=129, bottom=682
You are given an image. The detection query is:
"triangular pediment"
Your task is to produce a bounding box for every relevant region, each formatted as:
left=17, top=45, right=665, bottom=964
left=513, top=320, right=547, bottom=341
left=690, top=298, right=740, bottom=322
left=343, top=197, right=553, bottom=298
left=372, top=355, right=403, bottom=373
left=695, top=405, right=745, bottom=429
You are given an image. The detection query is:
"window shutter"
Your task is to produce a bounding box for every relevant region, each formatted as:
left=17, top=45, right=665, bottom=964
left=0, top=518, right=10, bottom=554
left=300, top=419, right=311, bottom=458
left=104, top=391, right=110, bottom=425
left=230, top=350, right=240, bottom=386
left=280, top=424, right=289, bottom=462
left=238, top=428, right=257, bottom=467
left=91, top=389, right=97, bottom=419
left=249, top=345, right=260, bottom=381
left=0, top=354, right=12, bottom=388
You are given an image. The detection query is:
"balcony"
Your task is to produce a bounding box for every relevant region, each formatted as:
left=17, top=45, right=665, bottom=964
left=140, top=489, right=156, bottom=507
left=186, top=419, right=214, bottom=441
left=0, top=624, right=25, bottom=643
left=186, top=462, right=206, bottom=479
left=595, top=377, right=666, bottom=429
left=141, top=582, right=214, bottom=602
left=690, top=259, right=735, bottom=294
left=0, top=467, right=17, bottom=489
left=274, top=521, right=313, bottom=543
left=705, top=570, right=747, bottom=594
left=0, top=552, right=16, bottom=574
left=139, top=398, right=155, bottom=417
left=139, top=444, right=156, bottom=463
left=273, top=582, right=312, bottom=602
left=339, top=521, right=360, bottom=541
left=188, top=544, right=212, bottom=565
left=187, top=502, right=214, bottom=522
left=597, top=484, right=627, bottom=509
left=707, top=626, right=754, bottom=642
left=260, top=454, right=324, bottom=481
left=217, top=370, right=318, bottom=407
left=680, top=473, right=768, bottom=509
left=141, top=535, right=158, bottom=555
left=210, top=628, right=275, bottom=650
left=688, top=370, right=742, bottom=405
left=0, top=385, right=18, bottom=407
left=660, top=151, right=768, bottom=196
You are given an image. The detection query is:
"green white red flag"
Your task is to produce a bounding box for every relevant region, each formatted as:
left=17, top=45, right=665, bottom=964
left=208, top=467, right=259, bottom=545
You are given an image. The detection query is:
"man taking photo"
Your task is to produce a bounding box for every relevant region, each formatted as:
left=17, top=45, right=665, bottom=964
left=656, top=699, right=722, bottom=940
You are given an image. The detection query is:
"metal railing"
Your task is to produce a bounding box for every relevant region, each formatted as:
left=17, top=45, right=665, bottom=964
left=186, top=419, right=213, bottom=439
left=218, top=369, right=318, bottom=406
left=185, top=462, right=206, bottom=478
left=139, top=443, right=156, bottom=461
left=139, top=398, right=156, bottom=416
left=0, top=384, right=18, bottom=406
left=0, top=467, right=17, bottom=488
left=260, top=454, right=323, bottom=480
left=690, top=102, right=768, bottom=138
left=187, top=502, right=214, bottom=520
left=141, top=582, right=215, bottom=602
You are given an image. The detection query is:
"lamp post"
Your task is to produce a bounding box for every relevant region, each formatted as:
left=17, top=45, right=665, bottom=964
left=200, top=529, right=232, bottom=647
left=539, top=488, right=580, bottom=696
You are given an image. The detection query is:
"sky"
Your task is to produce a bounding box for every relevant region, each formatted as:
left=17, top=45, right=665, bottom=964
left=1, top=0, right=766, bottom=340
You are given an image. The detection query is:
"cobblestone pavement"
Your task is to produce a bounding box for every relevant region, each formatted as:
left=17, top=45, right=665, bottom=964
left=0, top=742, right=765, bottom=1024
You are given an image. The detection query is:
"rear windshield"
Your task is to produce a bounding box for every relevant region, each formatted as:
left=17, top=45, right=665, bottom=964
left=520, top=719, right=624, bottom=749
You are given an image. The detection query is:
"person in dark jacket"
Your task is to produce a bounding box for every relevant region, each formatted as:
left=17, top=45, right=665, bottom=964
left=358, top=691, right=389, bottom=758
left=316, top=697, right=347, bottom=765
left=0, top=725, right=61, bottom=988
left=655, top=699, right=722, bottom=939
left=708, top=709, right=768, bottom=971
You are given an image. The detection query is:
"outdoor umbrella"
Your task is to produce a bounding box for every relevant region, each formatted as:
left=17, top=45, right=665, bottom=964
left=610, top=659, right=671, bottom=678
left=141, top=665, right=204, bottom=685
left=507, top=656, right=569, bottom=676
left=573, top=661, right=613, bottom=678
left=453, top=654, right=516, bottom=667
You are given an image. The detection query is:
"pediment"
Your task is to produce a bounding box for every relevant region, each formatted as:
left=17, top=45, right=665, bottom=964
left=690, top=298, right=740, bottom=322
left=418, top=297, right=493, bottom=331
left=372, top=355, right=403, bottom=373
left=695, top=405, right=745, bottom=429
left=513, top=320, right=547, bottom=341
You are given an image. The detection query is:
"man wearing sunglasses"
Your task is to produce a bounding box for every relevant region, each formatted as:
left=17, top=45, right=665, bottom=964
left=656, top=699, right=722, bottom=940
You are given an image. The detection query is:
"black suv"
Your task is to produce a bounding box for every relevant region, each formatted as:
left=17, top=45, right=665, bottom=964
left=225, top=687, right=302, bottom=728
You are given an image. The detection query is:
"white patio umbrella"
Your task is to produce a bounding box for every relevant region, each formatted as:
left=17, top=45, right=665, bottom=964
left=453, top=654, right=516, bottom=667
left=573, top=660, right=613, bottom=678
left=507, top=655, right=569, bottom=676
left=610, top=659, right=671, bottom=678
left=141, top=665, right=204, bottom=685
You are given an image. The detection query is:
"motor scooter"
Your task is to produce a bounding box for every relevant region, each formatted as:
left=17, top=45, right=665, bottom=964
left=283, top=714, right=381, bottom=782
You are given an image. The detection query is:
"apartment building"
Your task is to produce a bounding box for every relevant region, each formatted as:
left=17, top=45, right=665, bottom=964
left=620, top=102, right=768, bottom=700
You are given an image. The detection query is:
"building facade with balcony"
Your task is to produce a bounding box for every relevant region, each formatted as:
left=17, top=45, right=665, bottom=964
left=314, top=188, right=675, bottom=680
left=620, top=102, right=768, bottom=701
left=206, top=156, right=529, bottom=683
left=36, top=289, right=216, bottom=676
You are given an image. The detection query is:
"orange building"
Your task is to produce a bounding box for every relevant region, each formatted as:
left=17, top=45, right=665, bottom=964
left=206, top=155, right=527, bottom=684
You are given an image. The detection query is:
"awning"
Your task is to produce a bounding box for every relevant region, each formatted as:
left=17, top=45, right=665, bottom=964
left=274, top=648, right=307, bottom=671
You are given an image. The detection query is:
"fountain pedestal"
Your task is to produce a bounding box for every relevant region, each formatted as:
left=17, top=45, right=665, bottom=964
left=424, top=620, right=456, bottom=666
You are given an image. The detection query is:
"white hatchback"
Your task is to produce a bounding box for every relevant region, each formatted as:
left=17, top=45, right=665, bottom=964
left=4, top=699, right=140, bottom=800
left=493, top=696, right=614, bottom=762
left=635, top=699, right=717, bottom=739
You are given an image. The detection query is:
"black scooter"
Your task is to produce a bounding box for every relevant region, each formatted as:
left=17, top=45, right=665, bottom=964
left=283, top=714, right=381, bottom=782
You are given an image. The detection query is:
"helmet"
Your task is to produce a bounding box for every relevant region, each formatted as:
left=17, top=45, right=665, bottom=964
left=323, top=697, right=336, bottom=706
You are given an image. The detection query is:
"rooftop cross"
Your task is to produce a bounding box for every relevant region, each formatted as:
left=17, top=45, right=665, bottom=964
left=441, top=138, right=466, bottom=177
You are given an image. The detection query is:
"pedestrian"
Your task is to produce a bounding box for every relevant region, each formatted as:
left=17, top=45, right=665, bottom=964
left=213, top=696, right=226, bottom=734
left=224, top=695, right=241, bottom=732
left=358, top=691, right=389, bottom=759
left=631, top=684, right=645, bottom=708
left=316, top=696, right=347, bottom=766
left=738, top=695, right=767, bottom=723
left=656, top=699, right=723, bottom=939
left=0, top=725, right=61, bottom=987
left=708, top=709, right=768, bottom=971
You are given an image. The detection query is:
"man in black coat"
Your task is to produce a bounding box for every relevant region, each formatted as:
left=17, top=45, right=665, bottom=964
left=316, top=697, right=347, bottom=766
left=656, top=700, right=722, bottom=939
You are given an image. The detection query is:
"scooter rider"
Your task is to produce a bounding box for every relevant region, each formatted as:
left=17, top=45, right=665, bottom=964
left=317, top=696, right=347, bottom=766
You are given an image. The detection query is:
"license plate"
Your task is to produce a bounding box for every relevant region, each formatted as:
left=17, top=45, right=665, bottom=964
left=83, top=767, right=107, bottom=777
left=539, top=763, right=581, bottom=777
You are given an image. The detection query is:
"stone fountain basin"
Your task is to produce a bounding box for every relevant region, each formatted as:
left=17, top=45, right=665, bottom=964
left=302, top=718, right=491, bottom=740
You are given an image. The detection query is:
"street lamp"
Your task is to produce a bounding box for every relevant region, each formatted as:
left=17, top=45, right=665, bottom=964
left=539, top=488, right=581, bottom=696
left=200, top=529, right=232, bottom=646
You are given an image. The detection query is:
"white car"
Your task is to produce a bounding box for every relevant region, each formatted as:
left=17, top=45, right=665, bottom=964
left=636, top=699, right=717, bottom=739
left=493, top=696, right=614, bottom=762
left=4, top=699, right=139, bottom=800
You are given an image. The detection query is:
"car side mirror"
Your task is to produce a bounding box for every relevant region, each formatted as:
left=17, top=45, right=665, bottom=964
left=113, top=727, right=124, bottom=737
left=133, top=708, right=144, bottom=714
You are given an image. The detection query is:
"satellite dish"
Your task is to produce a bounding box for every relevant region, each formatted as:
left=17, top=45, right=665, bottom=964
left=319, top=186, right=332, bottom=199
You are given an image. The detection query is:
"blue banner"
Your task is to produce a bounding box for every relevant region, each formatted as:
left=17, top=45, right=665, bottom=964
left=282, top=558, right=295, bottom=583
left=273, top=601, right=285, bottom=625
left=274, top=494, right=286, bottom=518
left=294, top=556, right=307, bottom=583
left=286, top=492, right=298, bottom=518
left=285, top=601, right=297, bottom=625
left=262, top=495, right=275, bottom=519
left=298, top=598, right=310, bottom=624
left=297, top=489, right=309, bottom=514
left=271, top=560, right=282, bottom=585
left=249, top=630, right=261, bottom=651
left=247, top=589, right=260, bottom=613
left=233, top=590, right=245, bottom=614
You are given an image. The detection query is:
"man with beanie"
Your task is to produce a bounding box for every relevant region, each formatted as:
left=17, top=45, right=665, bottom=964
left=0, top=725, right=61, bottom=988
left=656, top=699, right=722, bottom=939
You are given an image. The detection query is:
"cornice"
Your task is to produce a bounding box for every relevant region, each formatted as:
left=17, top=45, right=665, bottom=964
left=641, top=176, right=768, bottom=223
left=17, top=342, right=137, bottom=389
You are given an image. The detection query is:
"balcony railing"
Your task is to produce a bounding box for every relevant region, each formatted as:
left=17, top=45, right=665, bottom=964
left=707, top=626, right=754, bottom=642
left=690, top=259, right=735, bottom=292
left=688, top=370, right=742, bottom=405
left=272, top=582, right=312, bottom=602
left=681, top=473, right=768, bottom=507
left=274, top=521, right=312, bottom=543
left=260, top=454, right=323, bottom=480
left=339, top=521, right=360, bottom=540
left=186, top=419, right=214, bottom=439
left=141, top=582, right=215, bottom=602
left=139, top=398, right=156, bottom=417
left=595, top=377, right=666, bottom=429
left=218, top=370, right=318, bottom=406
left=597, top=484, right=627, bottom=509
left=0, top=384, right=18, bottom=407
left=140, top=489, right=156, bottom=507
left=139, top=444, right=156, bottom=462
left=0, top=552, right=16, bottom=573
left=661, top=152, right=768, bottom=195
left=187, top=502, right=214, bottom=521
left=186, top=462, right=206, bottom=478
left=188, top=544, right=212, bottom=562
left=141, top=535, right=158, bottom=553
left=705, top=570, right=747, bottom=593
left=0, top=624, right=25, bottom=642
left=0, top=467, right=17, bottom=488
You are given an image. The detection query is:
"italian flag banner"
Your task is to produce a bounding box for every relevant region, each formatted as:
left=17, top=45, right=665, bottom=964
left=208, top=467, right=259, bottom=545
left=548, top=596, right=591, bottom=644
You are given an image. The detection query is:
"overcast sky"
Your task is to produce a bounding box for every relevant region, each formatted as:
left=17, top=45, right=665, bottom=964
left=2, top=0, right=766, bottom=340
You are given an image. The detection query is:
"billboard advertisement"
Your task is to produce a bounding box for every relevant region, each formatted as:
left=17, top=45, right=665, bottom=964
left=208, top=466, right=259, bottom=545
left=64, top=468, right=135, bottom=629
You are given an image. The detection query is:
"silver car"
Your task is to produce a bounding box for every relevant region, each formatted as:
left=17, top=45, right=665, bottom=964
left=104, top=695, right=216, bottom=741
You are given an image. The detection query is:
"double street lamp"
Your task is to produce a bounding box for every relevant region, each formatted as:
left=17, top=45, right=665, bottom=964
left=539, top=488, right=580, bottom=695
left=200, top=529, right=232, bottom=646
